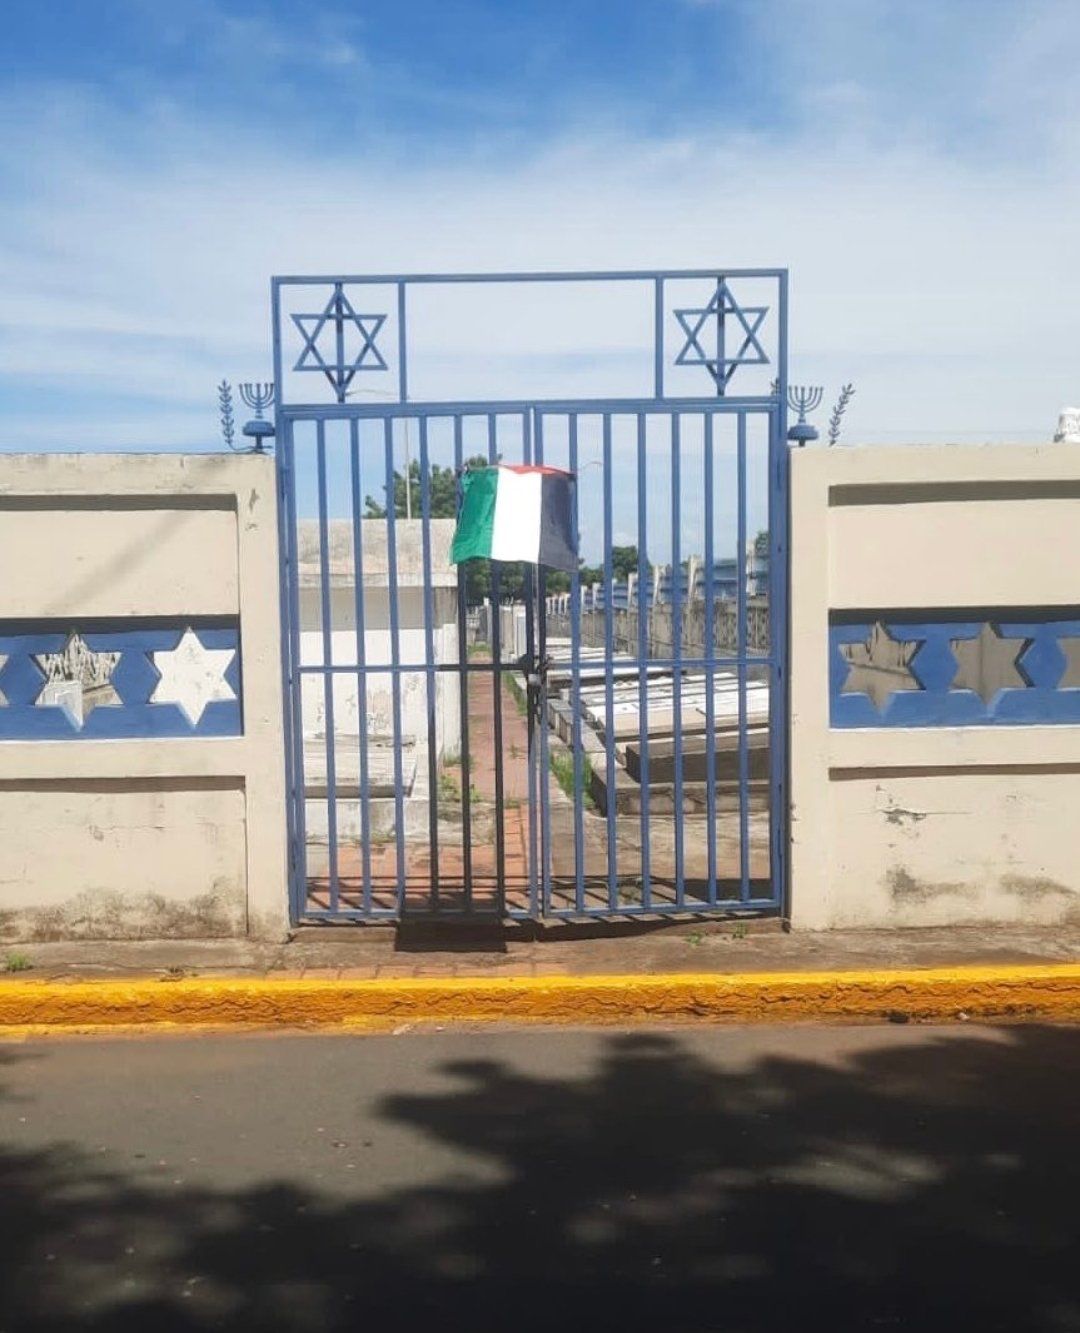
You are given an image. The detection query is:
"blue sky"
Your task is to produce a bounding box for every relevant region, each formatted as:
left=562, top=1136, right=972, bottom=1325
left=2, top=0, right=1080, bottom=461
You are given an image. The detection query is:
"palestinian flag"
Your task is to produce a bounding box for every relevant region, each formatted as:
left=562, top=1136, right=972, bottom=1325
left=450, top=465, right=577, bottom=573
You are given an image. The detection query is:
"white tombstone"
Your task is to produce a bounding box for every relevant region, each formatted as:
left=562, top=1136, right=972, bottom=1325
left=38, top=679, right=83, bottom=727
left=1053, top=407, right=1080, bottom=443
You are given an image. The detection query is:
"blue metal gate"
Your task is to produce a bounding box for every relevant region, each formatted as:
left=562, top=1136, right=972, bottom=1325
left=272, top=270, right=788, bottom=923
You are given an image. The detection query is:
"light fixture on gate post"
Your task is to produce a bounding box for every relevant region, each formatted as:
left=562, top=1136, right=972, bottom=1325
left=239, top=382, right=275, bottom=451
left=786, top=385, right=823, bottom=446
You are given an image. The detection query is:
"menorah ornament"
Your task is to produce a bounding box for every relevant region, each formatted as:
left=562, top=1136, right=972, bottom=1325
left=240, top=382, right=275, bottom=450
left=787, top=385, right=823, bottom=445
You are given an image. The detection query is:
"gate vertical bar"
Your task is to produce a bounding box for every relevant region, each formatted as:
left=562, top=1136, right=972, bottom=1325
left=534, top=409, right=553, bottom=910
left=417, top=416, right=441, bottom=911
left=453, top=416, right=474, bottom=909
left=715, top=278, right=726, bottom=397
left=521, top=409, right=539, bottom=917
left=333, top=284, right=346, bottom=400
left=315, top=422, right=340, bottom=912
left=280, top=420, right=309, bottom=920
left=487, top=413, right=507, bottom=909
left=567, top=413, right=585, bottom=913
left=670, top=411, right=685, bottom=906
left=271, top=281, right=296, bottom=911
left=635, top=412, right=652, bottom=911
left=736, top=411, right=751, bottom=900
left=348, top=419, right=374, bottom=912
left=771, top=272, right=790, bottom=911
left=397, top=282, right=408, bottom=402
left=384, top=416, right=407, bottom=909
left=601, top=412, right=618, bottom=909
left=653, top=278, right=664, bottom=400
left=703, top=411, right=718, bottom=903
left=276, top=432, right=297, bottom=919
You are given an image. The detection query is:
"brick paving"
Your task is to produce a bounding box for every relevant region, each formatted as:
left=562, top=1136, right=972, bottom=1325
left=308, top=654, right=773, bottom=918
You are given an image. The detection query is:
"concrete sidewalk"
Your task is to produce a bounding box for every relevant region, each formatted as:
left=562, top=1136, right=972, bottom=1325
left=5, top=920, right=1080, bottom=982
left=1, top=923, right=1079, bottom=1034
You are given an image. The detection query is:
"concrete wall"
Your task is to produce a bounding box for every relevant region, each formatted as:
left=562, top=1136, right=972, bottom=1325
left=0, top=454, right=288, bottom=942
left=790, top=443, right=1080, bottom=930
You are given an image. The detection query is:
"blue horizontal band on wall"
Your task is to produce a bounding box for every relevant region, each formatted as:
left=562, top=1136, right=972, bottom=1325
left=0, top=621, right=242, bottom=739
left=831, top=613, right=1080, bottom=728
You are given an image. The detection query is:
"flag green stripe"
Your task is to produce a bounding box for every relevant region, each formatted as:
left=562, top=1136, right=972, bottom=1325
left=449, top=466, right=499, bottom=564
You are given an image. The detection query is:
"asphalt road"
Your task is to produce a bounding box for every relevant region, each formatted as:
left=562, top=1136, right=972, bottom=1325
left=0, top=1022, right=1077, bottom=1331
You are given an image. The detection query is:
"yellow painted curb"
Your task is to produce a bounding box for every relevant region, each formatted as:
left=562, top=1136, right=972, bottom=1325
left=0, top=964, right=1079, bottom=1033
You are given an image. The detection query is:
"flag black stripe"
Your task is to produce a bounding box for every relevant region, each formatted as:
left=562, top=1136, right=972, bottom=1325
left=538, top=472, right=577, bottom=573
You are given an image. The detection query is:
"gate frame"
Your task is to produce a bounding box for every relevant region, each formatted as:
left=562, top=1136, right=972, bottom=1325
left=271, top=269, right=790, bottom=924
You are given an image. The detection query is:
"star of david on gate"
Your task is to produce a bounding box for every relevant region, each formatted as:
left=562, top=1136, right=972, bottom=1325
left=291, top=284, right=387, bottom=401
left=674, top=279, right=769, bottom=389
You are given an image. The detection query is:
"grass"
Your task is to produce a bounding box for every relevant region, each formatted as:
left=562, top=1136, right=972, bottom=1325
left=4, top=952, right=32, bottom=973
left=502, top=671, right=528, bottom=717
left=549, top=747, right=597, bottom=812
left=438, top=771, right=482, bottom=807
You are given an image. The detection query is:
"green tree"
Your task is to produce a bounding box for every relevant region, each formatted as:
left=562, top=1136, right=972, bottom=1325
left=577, top=545, right=640, bottom=588
left=364, top=456, right=488, bottom=520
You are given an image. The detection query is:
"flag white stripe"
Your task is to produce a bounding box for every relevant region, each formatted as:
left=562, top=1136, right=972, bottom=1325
left=490, top=469, right=543, bottom=562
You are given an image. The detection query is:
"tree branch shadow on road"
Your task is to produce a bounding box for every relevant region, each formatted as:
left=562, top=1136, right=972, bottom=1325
left=0, top=1026, right=1077, bottom=1331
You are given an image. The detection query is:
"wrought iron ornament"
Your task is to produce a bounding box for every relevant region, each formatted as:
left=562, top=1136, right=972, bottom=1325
left=827, top=383, right=856, bottom=446
left=239, top=381, right=275, bottom=449
left=218, top=380, right=236, bottom=450
left=674, top=278, right=769, bottom=391
left=291, top=282, right=387, bottom=401
left=787, top=385, right=823, bottom=444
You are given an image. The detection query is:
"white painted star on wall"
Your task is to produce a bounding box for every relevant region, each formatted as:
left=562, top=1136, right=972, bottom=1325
left=151, top=629, right=236, bottom=726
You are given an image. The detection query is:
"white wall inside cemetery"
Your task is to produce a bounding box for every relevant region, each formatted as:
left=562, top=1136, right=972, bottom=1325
left=298, top=585, right=461, bottom=759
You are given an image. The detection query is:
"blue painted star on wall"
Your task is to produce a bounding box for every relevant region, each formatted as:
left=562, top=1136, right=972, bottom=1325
left=674, top=279, right=768, bottom=388
left=291, top=284, right=387, bottom=401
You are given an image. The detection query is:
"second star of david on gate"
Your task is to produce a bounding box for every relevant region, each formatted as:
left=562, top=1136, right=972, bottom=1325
left=674, top=279, right=769, bottom=389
